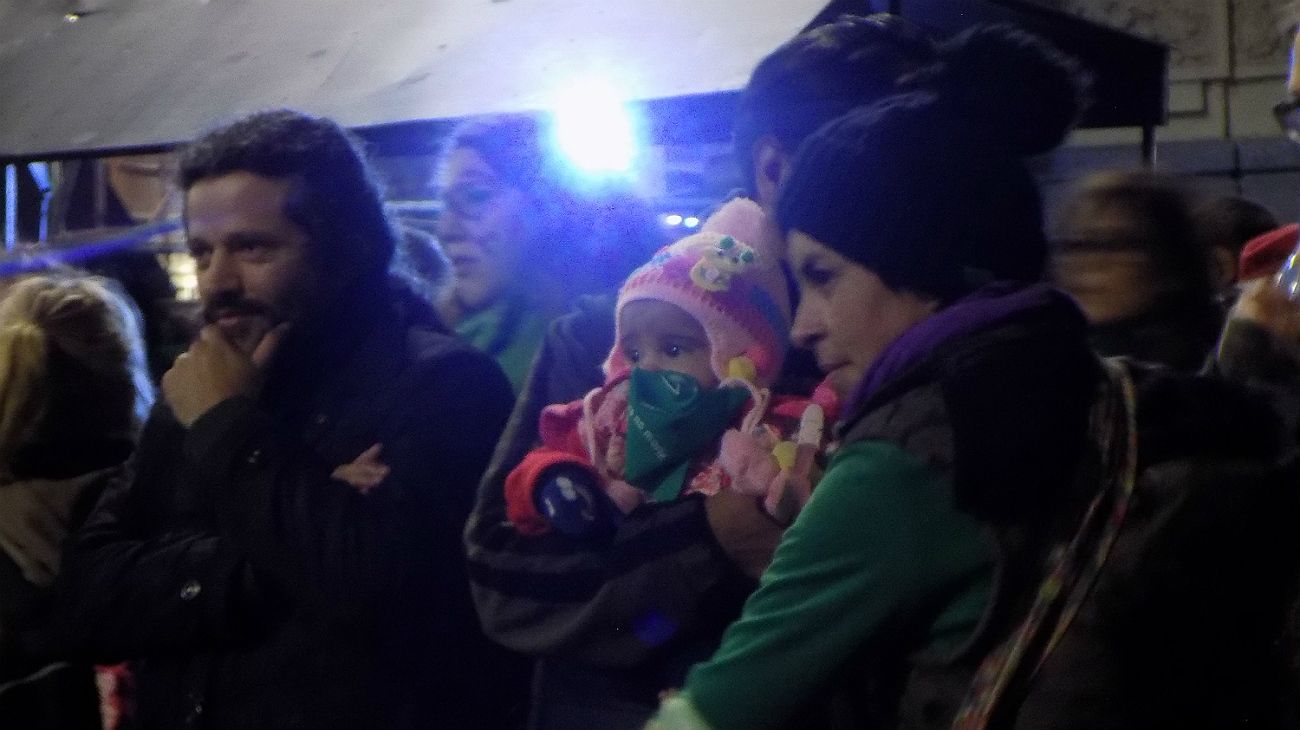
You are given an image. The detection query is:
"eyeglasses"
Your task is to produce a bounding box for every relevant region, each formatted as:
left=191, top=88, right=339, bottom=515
left=1274, top=98, right=1300, bottom=143
left=438, top=181, right=505, bottom=221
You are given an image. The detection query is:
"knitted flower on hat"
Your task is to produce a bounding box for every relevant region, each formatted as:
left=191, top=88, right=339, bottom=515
left=604, top=198, right=792, bottom=386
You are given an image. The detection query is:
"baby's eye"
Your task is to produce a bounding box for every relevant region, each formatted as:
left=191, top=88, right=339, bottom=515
left=664, top=340, right=702, bottom=358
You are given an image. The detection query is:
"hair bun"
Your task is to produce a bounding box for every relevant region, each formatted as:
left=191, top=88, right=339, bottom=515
left=928, top=24, right=1090, bottom=156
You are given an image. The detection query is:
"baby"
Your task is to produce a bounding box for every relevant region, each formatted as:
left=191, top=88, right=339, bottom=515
left=504, top=199, right=834, bottom=540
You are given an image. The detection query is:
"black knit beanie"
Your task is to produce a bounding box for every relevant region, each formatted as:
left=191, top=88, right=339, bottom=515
left=777, top=24, right=1089, bottom=302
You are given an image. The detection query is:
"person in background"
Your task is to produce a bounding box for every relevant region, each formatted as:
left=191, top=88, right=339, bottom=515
left=1214, top=57, right=1300, bottom=420
left=1051, top=170, right=1222, bottom=370
left=1192, top=194, right=1279, bottom=295
left=81, top=251, right=182, bottom=382
left=652, top=24, right=1297, bottom=730
left=395, top=224, right=454, bottom=307
left=1215, top=267, right=1300, bottom=417
left=49, top=110, right=522, bottom=730
left=435, top=114, right=660, bottom=392
left=50, top=155, right=191, bottom=383
left=1213, top=3, right=1300, bottom=398
left=1222, top=0, right=1300, bottom=385
left=0, top=272, right=153, bottom=730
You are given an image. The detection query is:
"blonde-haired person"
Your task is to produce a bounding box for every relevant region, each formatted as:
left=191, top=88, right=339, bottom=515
left=0, top=272, right=152, bottom=730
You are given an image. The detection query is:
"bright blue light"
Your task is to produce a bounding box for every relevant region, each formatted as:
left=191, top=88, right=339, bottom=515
left=683, top=216, right=700, bottom=229
left=664, top=214, right=684, bottom=227
left=552, top=80, right=638, bottom=176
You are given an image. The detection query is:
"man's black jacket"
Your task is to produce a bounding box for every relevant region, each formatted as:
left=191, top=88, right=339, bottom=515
left=50, top=290, right=521, bottom=729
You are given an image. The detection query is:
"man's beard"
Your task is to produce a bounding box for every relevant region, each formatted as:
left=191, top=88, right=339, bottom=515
left=202, top=293, right=280, bottom=356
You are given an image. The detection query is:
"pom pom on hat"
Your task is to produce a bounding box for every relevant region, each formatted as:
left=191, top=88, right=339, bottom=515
left=777, top=24, right=1087, bottom=302
left=916, top=24, right=1089, bottom=156
left=604, top=198, right=792, bottom=385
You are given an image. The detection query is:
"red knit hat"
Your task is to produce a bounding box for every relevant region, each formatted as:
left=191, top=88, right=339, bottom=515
left=1239, top=223, right=1299, bottom=282
left=602, top=198, right=792, bottom=386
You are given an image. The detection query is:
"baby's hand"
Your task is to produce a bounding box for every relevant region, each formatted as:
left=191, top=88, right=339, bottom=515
left=717, top=429, right=780, bottom=497
left=332, top=444, right=390, bottom=494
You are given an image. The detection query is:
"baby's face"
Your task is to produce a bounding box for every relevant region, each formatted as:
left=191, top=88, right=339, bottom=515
left=618, top=299, right=718, bottom=388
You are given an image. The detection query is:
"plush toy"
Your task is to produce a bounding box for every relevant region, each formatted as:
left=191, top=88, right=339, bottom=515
left=715, top=362, right=831, bottom=524
left=690, top=236, right=758, bottom=292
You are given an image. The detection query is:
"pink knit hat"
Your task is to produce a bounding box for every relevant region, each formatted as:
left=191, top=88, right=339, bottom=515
left=603, top=198, right=792, bottom=386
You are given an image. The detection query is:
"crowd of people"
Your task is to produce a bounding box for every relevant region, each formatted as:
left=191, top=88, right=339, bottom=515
left=1, top=12, right=1300, bottom=730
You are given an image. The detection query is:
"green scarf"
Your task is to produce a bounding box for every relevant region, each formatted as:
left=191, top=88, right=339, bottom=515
left=455, top=297, right=550, bottom=394
left=623, top=368, right=749, bottom=502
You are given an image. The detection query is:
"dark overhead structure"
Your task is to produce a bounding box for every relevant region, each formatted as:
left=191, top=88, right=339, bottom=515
left=0, top=0, right=828, bottom=161
left=0, top=0, right=1166, bottom=162
left=838, top=0, right=1167, bottom=131
left=851, top=0, right=1169, bottom=161
left=0, top=0, right=1167, bottom=257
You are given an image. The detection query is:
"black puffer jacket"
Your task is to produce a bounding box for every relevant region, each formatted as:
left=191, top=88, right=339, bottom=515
left=50, top=289, right=523, bottom=730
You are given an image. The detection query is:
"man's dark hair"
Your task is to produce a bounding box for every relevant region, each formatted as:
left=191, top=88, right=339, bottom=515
left=733, top=14, right=937, bottom=192
left=178, top=109, right=397, bottom=285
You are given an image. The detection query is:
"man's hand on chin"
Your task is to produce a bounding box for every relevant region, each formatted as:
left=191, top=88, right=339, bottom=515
left=162, top=323, right=289, bottom=427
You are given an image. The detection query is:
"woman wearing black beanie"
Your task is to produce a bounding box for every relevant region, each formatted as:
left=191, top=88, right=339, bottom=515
left=651, top=24, right=1297, bottom=730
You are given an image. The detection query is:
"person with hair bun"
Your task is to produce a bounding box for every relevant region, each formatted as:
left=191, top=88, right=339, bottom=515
left=0, top=272, right=153, bottom=729
left=652, top=24, right=1297, bottom=730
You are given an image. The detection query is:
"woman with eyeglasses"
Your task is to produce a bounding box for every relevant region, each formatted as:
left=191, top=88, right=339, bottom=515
left=435, top=115, right=660, bottom=391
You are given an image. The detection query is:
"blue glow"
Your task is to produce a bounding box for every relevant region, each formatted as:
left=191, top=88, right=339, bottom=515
left=632, top=611, right=679, bottom=647
left=551, top=80, right=638, bottom=176
left=683, top=216, right=700, bottom=229
left=664, top=214, right=684, bottom=227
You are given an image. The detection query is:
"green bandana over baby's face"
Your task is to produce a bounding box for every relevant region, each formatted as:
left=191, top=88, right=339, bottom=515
left=623, top=368, right=749, bottom=502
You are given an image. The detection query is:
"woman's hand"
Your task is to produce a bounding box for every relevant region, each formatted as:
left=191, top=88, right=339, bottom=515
left=704, top=488, right=784, bottom=579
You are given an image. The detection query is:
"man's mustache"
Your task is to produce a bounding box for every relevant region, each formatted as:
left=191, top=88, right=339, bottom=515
left=202, top=295, right=275, bottom=324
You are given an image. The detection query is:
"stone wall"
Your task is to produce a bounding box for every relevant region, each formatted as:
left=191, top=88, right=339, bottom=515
left=1032, top=0, right=1300, bottom=221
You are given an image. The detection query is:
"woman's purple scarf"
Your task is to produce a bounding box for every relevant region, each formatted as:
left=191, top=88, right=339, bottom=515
left=844, top=283, right=1077, bottom=416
